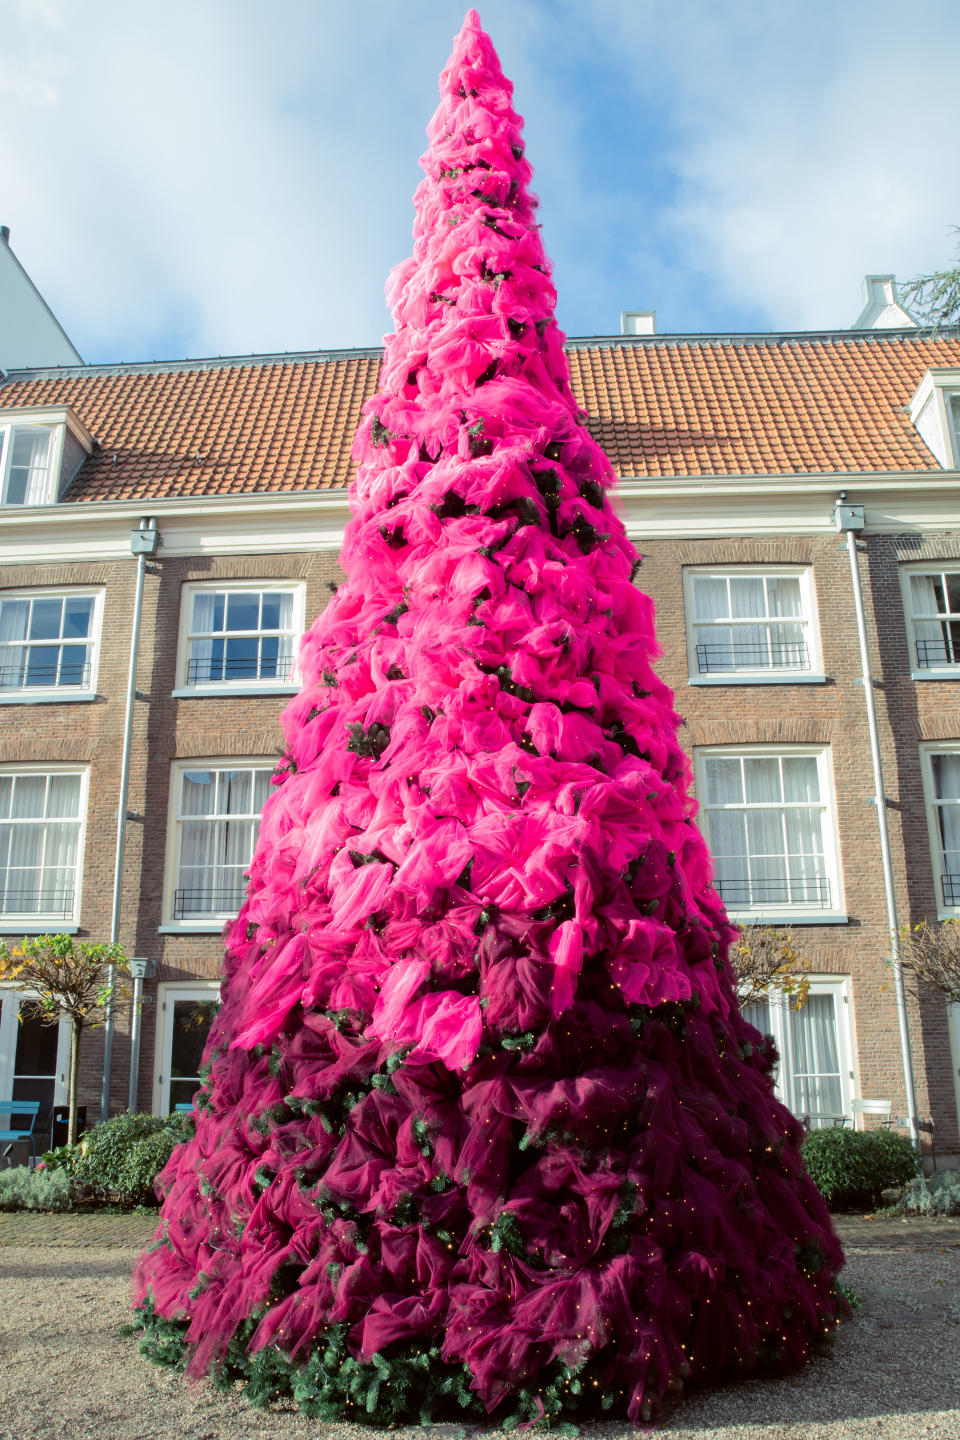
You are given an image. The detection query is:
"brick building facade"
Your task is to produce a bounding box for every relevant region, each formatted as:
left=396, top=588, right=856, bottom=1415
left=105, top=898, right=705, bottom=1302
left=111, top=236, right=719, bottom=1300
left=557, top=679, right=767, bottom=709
left=1, top=323, right=960, bottom=1163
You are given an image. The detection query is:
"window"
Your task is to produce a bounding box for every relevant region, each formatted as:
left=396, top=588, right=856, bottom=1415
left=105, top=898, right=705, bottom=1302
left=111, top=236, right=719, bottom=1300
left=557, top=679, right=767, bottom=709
left=909, top=368, right=960, bottom=469
left=684, top=568, right=821, bottom=682
left=155, top=984, right=221, bottom=1114
left=696, top=747, right=842, bottom=919
left=742, top=980, right=853, bottom=1127
left=903, top=568, right=960, bottom=673
left=0, top=427, right=53, bottom=506
left=921, top=748, right=960, bottom=911
left=0, top=769, right=86, bottom=924
left=0, top=590, right=102, bottom=698
left=166, top=763, right=272, bottom=925
left=176, top=584, right=303, bottom=693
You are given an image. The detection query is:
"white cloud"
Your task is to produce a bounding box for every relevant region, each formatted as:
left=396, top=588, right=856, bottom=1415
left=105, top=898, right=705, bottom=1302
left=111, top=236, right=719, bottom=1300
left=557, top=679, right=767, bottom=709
left=1, top=0, right=958, bottom=359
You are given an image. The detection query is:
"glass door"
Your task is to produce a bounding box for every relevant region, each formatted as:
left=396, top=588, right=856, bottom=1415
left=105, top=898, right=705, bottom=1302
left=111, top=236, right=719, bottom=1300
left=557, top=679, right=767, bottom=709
left=157, top=985, right=220, bottom=1114
left=0, top=990, right=69, bottom=1151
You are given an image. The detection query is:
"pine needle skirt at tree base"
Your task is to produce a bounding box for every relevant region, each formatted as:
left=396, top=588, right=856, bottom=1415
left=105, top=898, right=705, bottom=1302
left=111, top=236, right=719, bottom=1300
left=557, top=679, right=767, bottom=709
left=130, top=9, right=847, bottom=1427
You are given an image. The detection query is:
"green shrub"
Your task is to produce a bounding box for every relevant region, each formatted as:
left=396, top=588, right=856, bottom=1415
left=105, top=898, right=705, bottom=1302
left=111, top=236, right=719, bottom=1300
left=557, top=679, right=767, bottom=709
left=72, top=1110, right=190, bottom=1207
left=895, top=1171, right=960, bottom=1216
left=802, top=1125, right=920, bottom=1209
left=0, top=1164, right=72, bottom=1211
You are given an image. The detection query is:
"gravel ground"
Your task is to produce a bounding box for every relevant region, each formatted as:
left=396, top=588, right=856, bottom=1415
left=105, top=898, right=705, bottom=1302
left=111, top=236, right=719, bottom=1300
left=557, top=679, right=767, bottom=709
left=1, top=1241, right=959, bottom=1440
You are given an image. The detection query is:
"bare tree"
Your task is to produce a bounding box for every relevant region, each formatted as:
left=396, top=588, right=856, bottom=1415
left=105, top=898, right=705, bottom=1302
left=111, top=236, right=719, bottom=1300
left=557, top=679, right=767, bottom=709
left=896, top=920, right=960, bottom=1006
left=900, top=227, right=960, bottom=329
left=728, top=924, right=810, bottom=1011
left=0, top=934, right=129, bottom=1146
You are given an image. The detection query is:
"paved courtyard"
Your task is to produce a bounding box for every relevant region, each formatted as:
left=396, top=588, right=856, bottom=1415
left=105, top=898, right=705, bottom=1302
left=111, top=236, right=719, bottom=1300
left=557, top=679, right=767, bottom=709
left=0, top=1212, right=958, bottom=1440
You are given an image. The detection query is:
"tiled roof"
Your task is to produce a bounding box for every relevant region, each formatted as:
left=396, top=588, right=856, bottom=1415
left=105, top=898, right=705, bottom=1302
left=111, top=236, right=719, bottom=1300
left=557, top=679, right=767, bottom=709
left=1, top=329, right=959, bottom=503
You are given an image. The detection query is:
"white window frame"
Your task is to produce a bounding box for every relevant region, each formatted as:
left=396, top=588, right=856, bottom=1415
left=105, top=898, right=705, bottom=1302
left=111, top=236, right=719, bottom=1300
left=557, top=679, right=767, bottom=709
left=0, top=423, right=60, bottom=507
left=694, top=745, right=845, bottom=924
left=741, top=976, right=855, bottom=1127
left=153, top=981, right=221, bottom=1116
left=0, top=765, right=88, bottom=934
left=918, top=743, right=960, bottom=917
left=160, top=759, right=273, bottom=932
left=909, top=368, right=960, bottom=470
left=948, top=1002, right=960, bottom=1132
left=173, top=582, right=305, bottom=697
left=0, top=986, right=71, bottom=1137
left=900, top=564, right=960, bottom=679
left=0, top=587, right=104, bottom=704
left=683, top=566, right=824, bottom=685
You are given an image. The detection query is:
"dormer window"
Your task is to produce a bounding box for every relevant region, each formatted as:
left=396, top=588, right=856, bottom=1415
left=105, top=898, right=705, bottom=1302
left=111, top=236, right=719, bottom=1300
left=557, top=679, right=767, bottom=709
left=0, top=427, right=53, bottom=505
left=0, top=407, right=93, bottom=507
left=910, top=369, right=960, bottom=469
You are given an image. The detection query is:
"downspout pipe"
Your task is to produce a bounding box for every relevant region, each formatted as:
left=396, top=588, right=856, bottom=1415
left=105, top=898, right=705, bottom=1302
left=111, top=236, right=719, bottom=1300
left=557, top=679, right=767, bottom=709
left=836, top=498, right=920, bottom=1145
left=101, top=517, right=159, bottom=1121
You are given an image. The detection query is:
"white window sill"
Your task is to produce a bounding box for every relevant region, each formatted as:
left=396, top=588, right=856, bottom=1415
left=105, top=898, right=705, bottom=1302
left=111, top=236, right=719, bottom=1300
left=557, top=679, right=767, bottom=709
left=724, top=911, right=849, bottom=926
left=0, top=922, right=79, bottom=934
left=172, top=685, right=299, bottom=699
left=0, top=691, right=98, bottom=705
left=910, top=670, right=960, bottom=682
left=158, top=922, right=230, bottom=934
left=688, top=674, right=827, bottom=687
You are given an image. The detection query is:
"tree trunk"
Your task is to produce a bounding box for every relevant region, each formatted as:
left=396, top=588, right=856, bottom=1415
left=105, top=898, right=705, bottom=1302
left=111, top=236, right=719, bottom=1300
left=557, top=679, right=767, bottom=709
left=67, top=1020, right=82, bottom=1147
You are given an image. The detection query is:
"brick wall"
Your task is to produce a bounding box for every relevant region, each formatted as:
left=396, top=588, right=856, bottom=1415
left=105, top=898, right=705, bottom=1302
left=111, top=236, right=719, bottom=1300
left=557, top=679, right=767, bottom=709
left=2, top=532, right=958, bottom=1158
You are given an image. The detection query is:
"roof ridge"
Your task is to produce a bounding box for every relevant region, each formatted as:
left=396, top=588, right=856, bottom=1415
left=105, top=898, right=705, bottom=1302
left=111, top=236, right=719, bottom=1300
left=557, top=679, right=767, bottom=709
left=4, top=324, right=960, bottom=386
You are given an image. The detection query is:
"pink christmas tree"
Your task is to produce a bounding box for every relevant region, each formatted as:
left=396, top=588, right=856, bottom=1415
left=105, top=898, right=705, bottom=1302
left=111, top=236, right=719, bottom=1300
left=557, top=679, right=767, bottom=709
left=132, top=12, right=844, bottom=1424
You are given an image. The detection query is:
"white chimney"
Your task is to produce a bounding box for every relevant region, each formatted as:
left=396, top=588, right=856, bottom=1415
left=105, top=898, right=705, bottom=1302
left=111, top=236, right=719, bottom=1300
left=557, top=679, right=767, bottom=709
left=620, top=310, right=656, bottom=336
left=850, top=275, right=918, bottom=330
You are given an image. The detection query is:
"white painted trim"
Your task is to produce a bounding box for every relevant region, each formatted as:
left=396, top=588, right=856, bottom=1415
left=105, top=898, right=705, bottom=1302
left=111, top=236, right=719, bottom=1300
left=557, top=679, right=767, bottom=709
left=171, top=685, right=299, bottom=700
left=0, top=924, right=79, bottom=935
left=909, top=369, right=960, bottom=470
left=917, top=742, right=960, bottom=918
left=899, top=562, right=960, bottom=678
left=0, top=764, right=89, bottom=929
left=742, top=976, right=855, bottom=1123
left=0, top=585, right=105, bottom=702
left=157, top=923, right=226, bottom=935
left=0, top=471, right=958, bottom=564
left=163, top=757, right=273, bottom=926
left=153, top=981, right=221, bottom=1116
left=0, top=987, right=71, bottom=1124
left=174, top=579, right=306, bottom=692
left=693, top=743, right=846, bottom=923
left=688, top=675, right=827, bottom=687
left=681, top=564, right=823, bottom=684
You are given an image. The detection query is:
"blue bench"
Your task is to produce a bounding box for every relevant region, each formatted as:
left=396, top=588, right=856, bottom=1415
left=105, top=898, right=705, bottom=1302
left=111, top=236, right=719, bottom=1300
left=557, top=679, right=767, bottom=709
left=0, top=1100, right=41, bottom=1166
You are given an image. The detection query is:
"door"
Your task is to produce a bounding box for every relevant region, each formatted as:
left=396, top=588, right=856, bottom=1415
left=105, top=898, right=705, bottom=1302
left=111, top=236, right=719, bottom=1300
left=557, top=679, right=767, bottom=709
left=156, top=984, right=220, bottom=1115
left=0, top=989, right=70, bottom=1150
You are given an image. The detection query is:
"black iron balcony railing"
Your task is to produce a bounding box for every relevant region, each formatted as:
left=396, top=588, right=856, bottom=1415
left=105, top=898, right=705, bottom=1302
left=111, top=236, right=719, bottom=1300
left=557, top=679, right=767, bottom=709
left=173, top=886, right=245, bottom=919
left=696, top=640, right=809, bottom=674
left=941, top=872, right=960, bottom=906
left=0, top=658, right=91, bottom=690
left=0, top=889, right=75, bottom=919
left=916, top=636, right=960, bottom=669
left=185, top=652, right=295, bottom=685
left=714, top=874, right=831, bottom=908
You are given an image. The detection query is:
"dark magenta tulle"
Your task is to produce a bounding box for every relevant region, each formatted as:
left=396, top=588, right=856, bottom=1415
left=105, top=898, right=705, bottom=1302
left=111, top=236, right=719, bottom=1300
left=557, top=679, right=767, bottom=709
left=132, top=10, right=844, bottom=1421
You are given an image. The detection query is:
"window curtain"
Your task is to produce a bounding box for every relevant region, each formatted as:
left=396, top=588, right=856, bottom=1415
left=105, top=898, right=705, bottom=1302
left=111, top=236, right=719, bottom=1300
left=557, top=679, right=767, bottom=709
left=7, top=432, right=51, bottom=505
left=178, top=771, right=219, bottom=912
left=790, top=993, right=842, bottom=1122
left=0, top=600, right=29, bottom=688
left=188, top=593, right=220, bottom=682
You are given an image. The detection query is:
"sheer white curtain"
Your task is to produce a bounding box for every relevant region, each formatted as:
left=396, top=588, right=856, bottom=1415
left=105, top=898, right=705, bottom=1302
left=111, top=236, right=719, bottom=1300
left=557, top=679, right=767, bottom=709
left=7, top=432, right=51, bottom=505
left=188, top=593, right=220, bottom=682
left=692, top=575, right=731, bottom=669
left=790, top=994, right=842, bottom=1122
left=933, top=753, right=960, bottom=882
left=0, top=600, right=29, bottom=688
left=178, top=771, right=219, bottom=911
left=911, top=574, right=948, bottom=664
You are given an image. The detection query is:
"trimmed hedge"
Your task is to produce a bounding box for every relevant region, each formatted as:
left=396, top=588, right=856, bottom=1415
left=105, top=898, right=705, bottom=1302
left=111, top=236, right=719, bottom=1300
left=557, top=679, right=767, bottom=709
left=54, top=1110, right=191, bottom=1207
left=803, top=1125, right=919, bottom=1208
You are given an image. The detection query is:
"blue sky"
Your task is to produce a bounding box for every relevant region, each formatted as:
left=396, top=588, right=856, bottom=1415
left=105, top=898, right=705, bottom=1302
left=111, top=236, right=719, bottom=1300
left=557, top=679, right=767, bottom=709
left=3, top=0, right=959, bottom=364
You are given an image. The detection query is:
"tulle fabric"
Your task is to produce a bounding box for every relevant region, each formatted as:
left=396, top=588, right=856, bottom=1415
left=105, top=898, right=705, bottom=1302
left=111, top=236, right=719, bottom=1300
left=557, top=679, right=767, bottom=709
left=133, top=9, right=843, bottom=1423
